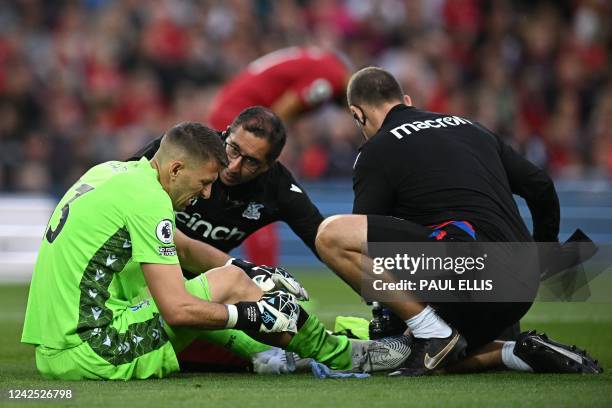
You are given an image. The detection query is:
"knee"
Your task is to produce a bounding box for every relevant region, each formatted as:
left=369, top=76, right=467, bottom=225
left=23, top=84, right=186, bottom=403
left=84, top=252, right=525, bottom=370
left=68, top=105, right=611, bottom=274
left=231, top=265, right=262, bottom=303
left=316, top=215, right=359, bottom=256
left=316, top=215, right=341, bottom=254
left=215, top=265, right=262, bottom=304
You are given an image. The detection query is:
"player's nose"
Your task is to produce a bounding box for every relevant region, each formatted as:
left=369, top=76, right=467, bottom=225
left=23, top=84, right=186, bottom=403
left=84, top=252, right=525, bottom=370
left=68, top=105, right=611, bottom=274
left=227, top=156, right=243, bottom=172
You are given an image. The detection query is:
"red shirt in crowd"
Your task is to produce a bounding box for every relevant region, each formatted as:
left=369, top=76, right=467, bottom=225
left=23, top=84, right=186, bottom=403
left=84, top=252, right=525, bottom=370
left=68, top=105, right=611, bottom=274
left=208, top=46, right=349, bottom=129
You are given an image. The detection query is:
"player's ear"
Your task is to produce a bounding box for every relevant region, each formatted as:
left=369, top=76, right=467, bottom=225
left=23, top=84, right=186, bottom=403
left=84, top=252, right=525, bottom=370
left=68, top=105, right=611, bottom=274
left=350, top=105, right=366, bottom=125
left=169, top=160, right=184, bottom=180
left=403, top=95, right=412, bottom=106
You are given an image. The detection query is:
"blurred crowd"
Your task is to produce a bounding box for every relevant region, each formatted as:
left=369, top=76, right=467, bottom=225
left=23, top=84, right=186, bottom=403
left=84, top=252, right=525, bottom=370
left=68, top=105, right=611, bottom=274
left=0, top=0, right=611, bottom=195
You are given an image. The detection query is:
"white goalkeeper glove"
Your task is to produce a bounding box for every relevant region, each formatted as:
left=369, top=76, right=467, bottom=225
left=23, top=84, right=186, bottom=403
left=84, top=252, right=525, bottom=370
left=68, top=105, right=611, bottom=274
left=225, top=291, right=300, bottom=333
left=228, top=258, right=309, bottom=301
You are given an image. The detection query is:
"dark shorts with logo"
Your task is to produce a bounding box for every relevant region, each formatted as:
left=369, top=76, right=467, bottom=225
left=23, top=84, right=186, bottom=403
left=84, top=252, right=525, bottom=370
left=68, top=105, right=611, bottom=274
left=366, top=215, right=528, bottom=351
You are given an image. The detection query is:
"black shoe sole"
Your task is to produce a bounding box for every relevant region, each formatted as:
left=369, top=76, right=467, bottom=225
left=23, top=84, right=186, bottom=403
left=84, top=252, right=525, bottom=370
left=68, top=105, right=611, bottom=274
left=515, top=331, right=603, bottom=374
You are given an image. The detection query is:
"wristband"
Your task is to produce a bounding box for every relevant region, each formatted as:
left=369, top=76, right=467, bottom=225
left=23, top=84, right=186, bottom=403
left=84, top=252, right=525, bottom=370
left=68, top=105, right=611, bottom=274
left=225, top=304, right=238, bottom=329
left=231, top=301, right=262, bottom=331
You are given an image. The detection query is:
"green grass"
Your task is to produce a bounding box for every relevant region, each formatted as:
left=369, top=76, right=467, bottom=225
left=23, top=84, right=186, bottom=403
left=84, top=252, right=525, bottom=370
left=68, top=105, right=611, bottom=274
left=1, top=269, right=611, bottom=407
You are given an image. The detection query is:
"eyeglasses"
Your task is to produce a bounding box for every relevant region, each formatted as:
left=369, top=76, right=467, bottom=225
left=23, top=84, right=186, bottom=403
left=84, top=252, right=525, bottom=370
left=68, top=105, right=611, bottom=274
left=224, top=141, right=264, bottom=173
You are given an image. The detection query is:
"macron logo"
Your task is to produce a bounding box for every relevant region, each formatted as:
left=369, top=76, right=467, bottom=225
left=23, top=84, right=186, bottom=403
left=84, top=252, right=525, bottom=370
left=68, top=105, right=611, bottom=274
left=390, top=116, right=472, bottom=139
left=290, top=184, right=302, bottom=193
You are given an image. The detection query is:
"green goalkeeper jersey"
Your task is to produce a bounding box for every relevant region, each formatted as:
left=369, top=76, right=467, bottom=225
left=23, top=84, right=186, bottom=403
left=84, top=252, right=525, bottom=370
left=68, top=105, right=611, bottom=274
left=22, top=157, right=179, bottom=350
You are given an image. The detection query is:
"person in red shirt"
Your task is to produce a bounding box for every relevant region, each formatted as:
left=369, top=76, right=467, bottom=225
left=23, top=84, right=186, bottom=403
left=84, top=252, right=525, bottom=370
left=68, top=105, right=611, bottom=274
left=207, top=46, right=351, bottom=266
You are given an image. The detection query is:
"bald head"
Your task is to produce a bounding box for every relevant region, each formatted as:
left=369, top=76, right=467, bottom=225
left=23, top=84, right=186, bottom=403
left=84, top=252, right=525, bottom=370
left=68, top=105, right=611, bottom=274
left=347, top=67, right=404, bottom=108
left=346, top=67, right=411, bottom=140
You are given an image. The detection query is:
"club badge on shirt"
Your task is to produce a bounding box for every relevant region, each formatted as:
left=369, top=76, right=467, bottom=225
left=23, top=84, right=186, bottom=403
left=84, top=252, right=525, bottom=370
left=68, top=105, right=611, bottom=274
left=242, top=202, right=265, bottom=220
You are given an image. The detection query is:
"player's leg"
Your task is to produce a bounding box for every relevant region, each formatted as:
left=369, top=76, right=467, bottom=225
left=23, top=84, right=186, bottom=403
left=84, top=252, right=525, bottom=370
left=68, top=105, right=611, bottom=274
left=316, top=214, right=448, bottom=320
left=132, top=275, right=271, bottom=371
left=163, top=265, right=262, bottom=353
left=180, top=329, right=270, bottom=360
left=316, top=214, right=466, bottom=375
left=36, top=264, right=372, bottom=380
left=440, top=341, right=505, bottom=373
left=427, top=300, right=599, bottom=375
left=208, top=267, right=410, bottom=372
left=247, top=310, right=351, bottom=370
left=165, top=267, right=350, bottom=369
left=316, top=215, right=416, bottom=308
left=316, top=214, right=601, bottom=375
left=170, top=265, right=410, bottom=372
left=36, top=295, right=183, bottom=380
left=36, top=268, right=260, bottom=380
left=432, top=301, right=529, bottom=374
left=250, top=308, right=412, bottom=373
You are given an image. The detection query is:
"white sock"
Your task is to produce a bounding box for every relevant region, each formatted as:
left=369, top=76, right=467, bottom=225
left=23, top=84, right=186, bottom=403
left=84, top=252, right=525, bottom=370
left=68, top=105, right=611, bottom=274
left=501, top=341, right=533, bottom=372
left=405, top=305, right=452, bottom=339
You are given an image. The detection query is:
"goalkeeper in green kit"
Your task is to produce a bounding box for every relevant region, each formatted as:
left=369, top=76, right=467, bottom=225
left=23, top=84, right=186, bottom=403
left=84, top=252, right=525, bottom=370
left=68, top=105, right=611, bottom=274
left=21, top=122, right=410, bottom=380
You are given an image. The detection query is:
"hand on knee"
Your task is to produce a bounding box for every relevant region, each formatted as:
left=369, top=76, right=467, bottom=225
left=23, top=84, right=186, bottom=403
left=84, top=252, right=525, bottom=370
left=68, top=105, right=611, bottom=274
left=211, top=265, right=263, bottom=304
left=231, top=266, right=262, bottom=303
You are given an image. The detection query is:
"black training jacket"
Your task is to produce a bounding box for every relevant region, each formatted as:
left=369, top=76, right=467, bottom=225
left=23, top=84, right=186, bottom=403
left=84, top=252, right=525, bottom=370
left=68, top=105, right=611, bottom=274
left=352, top=105, right=560, bottom=242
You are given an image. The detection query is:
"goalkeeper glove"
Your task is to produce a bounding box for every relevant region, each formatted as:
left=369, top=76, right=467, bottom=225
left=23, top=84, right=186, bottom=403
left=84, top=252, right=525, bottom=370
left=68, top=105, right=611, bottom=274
left=225, top=291, right=300, bottom=333
left=229, top=258, right=309, bottom=301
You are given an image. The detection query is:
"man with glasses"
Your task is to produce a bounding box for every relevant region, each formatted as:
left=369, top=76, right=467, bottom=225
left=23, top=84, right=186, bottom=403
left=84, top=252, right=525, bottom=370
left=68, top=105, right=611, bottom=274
left=208, top=46, right=351, bottom=268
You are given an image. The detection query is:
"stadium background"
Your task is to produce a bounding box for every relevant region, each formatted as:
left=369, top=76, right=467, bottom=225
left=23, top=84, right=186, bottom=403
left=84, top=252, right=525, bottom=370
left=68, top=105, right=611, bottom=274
left=1, top=0, right=611, bottom=194
left=0, top=1, right=611, bottom=406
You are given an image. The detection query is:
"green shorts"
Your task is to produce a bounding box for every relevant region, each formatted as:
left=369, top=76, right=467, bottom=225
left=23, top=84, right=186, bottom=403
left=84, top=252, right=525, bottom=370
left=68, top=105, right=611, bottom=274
left=35, top=275, right=212, bottom=380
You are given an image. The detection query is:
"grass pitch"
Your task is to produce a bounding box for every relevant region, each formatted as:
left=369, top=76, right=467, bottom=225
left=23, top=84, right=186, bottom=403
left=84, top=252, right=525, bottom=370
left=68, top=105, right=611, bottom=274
left=1, top=269, right=611, bottom=408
